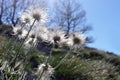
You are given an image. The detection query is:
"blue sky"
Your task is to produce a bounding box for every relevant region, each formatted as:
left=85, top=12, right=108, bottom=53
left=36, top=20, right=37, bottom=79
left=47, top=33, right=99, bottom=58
left=48, top=0, right=120, bottom=55
left=80, top=0, right=120, bottom=55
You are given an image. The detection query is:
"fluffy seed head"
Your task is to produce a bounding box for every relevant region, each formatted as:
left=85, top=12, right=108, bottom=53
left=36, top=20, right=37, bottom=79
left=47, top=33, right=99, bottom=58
left=73, top=37, right=81, bottom=45
left=20, top=7, right=48, bottom=25
left=65, top=32, right=86, bottom=50
left=53, top=36, right=61, bottom=43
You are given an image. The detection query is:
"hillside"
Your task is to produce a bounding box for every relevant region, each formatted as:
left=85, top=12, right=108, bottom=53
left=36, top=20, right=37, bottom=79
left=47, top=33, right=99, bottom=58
left=0, top=25, right=120, bottom=80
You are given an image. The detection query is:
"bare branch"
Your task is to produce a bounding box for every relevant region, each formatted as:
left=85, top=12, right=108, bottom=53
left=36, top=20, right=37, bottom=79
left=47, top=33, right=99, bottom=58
left=80, top=25, right=92, bottom=34
left=86, top=36, right=94, bottom=43
left=51, top=0, right=88, bottom=35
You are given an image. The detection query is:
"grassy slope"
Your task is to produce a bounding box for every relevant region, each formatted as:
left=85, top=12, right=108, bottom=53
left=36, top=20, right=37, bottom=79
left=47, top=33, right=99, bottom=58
left=51, top=47, right=120, bottom=80
left=0, top=25, right=120, bottom=80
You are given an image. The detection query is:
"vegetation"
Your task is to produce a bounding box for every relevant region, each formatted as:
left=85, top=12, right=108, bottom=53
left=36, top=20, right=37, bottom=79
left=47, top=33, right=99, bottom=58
left=0, top=25, right=120, bottom=80
left=0, top=0, right=120, bottom=80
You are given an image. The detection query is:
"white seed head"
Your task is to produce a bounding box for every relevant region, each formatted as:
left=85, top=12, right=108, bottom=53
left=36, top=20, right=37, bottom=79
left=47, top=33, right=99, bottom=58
left=36, top=63, right=54, bottom=80
left=48, top=29, right=66, bottom=44
left=12, top=26, right=28, bottom=40
left=20, top=7, right=48, bottom=25
left=65, top=32, right=86, bottom=50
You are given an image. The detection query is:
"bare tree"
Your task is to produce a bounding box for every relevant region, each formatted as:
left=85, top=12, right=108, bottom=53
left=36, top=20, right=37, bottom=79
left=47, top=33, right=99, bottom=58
left=0, top=0, right=4, bottom=24
left=0, top=0, right=47, bottom=26
left=51, top=0, right=92, bottom=35
left=0, top=0, right=29, bottom=25
left=0, top=0, right=9, bottom=24
left=3, top=0, right=32, bottom=26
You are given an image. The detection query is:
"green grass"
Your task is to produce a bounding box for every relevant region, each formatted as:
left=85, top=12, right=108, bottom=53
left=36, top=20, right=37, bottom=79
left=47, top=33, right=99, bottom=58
left=0, top=31, right=120, bottom=80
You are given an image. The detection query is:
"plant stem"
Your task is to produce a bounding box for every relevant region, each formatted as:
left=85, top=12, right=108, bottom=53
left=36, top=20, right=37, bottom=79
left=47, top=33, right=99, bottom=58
left=37, top=68, right=45, bottom=80
left=38, top=43, right=54, bottom=80
left=9, top=19, right=36, bottom=67
left=54, top=49, right=71, bottom=69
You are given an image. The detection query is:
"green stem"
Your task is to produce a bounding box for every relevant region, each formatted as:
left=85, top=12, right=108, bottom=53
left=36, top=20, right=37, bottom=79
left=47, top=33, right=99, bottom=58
left=9, top=19, right=36, bottom=67
left=45, top=43, right=54, bottom=65
left=54, top=49, right=71, bottom=70
left=37, top=68, right=45, bottom=80
left=38, top=43, right=54, bottom=80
